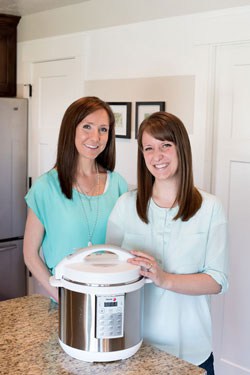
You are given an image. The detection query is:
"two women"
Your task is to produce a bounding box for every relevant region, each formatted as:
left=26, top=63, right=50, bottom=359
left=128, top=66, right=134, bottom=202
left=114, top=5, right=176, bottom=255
left=24, top=102, right=228, bottom=374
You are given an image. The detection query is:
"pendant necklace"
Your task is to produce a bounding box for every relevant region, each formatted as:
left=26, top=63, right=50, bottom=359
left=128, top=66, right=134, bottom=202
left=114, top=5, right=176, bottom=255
left=76, top=163, right=100, bottom=247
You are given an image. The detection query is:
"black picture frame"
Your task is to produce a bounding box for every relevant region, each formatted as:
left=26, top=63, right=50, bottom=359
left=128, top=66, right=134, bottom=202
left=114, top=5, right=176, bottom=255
left=108, top=102, right=132, bottom=139
left=135, top=101, right=165, bottom=138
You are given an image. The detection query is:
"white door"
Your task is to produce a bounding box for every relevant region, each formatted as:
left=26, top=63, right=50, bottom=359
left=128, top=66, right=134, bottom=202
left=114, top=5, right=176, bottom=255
left=28, top=58, right=83, bottom=296
left=30, top=58, right=83, bottom=180
left=211, top=43, right=250, bottom=375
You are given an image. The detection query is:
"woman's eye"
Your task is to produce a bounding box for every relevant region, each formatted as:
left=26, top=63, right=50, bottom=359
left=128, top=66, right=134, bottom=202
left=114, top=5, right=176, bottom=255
left=162, top=143, right=171, bottom=149
left=82, top=124, right=91, bottom=130
left=143, top=147, right=152, bottom=152
left=100, top=127, right=109, bottom=133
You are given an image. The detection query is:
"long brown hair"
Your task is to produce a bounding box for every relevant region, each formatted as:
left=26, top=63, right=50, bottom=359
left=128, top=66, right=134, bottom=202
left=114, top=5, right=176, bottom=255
left=136, top=112, right=202, bottom=223
left=55, top=96, right=116, bottom=199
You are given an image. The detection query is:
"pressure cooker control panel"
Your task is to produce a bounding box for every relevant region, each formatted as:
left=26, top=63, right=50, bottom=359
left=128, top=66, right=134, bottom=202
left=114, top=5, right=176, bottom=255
left=96, top=295, right=124, bottom=339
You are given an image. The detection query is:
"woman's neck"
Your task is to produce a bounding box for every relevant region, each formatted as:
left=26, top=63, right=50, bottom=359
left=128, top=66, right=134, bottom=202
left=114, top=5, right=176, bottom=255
left=75, top=159, right=107, bottom=195
left=152, top=179, right=178, bottom=208
left=76, top=159, right=98, bottom=178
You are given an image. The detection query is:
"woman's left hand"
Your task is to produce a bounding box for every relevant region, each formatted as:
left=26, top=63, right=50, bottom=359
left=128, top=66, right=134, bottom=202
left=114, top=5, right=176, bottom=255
left=128, top=249, right=166, bottom=288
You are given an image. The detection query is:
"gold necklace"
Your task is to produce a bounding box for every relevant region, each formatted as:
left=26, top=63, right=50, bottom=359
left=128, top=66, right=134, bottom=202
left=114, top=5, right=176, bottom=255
left=76, top=164, right=100, bottom=247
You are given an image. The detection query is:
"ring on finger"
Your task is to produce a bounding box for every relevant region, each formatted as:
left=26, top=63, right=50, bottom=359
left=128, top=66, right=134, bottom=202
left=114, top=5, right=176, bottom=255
left=147, top=263, right=153, bottom=271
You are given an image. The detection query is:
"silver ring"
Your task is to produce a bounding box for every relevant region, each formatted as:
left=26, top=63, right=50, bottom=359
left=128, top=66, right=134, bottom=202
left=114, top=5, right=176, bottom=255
left=147, top=263, right=153, bottom=271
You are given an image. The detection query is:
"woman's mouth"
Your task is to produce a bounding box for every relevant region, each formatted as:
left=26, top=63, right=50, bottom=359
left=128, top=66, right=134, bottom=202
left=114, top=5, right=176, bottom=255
left=154, top=163, right=168, bottom=169
left=85, top=144, right=99, bottom=150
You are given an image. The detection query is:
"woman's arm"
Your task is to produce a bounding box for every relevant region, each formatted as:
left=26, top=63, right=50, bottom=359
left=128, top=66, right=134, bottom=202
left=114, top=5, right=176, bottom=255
left=23, top=208, right=58, bottom=302
left=128, top=250, right=222, bottom=296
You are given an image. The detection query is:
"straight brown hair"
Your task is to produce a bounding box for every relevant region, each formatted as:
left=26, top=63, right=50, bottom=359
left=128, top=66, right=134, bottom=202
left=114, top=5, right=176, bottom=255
left=55, top=96, right=116, bottom=199
left=136, top=112, right=202, bottom=223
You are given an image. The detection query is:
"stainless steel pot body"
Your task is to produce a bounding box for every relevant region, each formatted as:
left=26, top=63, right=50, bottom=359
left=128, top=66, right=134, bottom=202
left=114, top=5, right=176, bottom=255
left=50, top=245, right=149, bottom=361
left=58, top=285, right=143, bottom=353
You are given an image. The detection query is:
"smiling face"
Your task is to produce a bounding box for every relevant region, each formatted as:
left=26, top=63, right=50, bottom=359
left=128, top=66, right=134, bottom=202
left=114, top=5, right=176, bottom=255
left=75, top=108, right=110, bottom=161
left=141, top=131, right=179, bottom=182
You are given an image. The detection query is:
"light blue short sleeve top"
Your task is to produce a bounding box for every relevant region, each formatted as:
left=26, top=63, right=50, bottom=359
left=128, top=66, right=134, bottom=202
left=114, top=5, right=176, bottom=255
left=25, top=169, right=128, bottom=273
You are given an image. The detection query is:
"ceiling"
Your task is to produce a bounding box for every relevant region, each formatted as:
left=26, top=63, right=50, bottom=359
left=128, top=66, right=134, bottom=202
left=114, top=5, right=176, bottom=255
left=0, top=0, right=89, bottom=16
left=1, top=0, right=250, bottom=17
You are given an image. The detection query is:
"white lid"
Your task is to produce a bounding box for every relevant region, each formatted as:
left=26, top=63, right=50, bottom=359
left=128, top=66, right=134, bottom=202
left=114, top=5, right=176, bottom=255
left=54, top=245, right=141, bottom=285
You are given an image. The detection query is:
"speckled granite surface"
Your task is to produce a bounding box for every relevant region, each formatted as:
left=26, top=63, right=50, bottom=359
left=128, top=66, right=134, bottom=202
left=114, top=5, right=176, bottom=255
left=0, top=295, right=205, bottom=375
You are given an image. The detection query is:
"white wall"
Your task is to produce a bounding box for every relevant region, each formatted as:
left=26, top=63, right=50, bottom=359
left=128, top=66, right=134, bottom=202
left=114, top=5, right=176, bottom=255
left=83, top=16, right=202, bottom=186
left=17, top=6, right=250, bottom=188
left=82, top=7, right=250, bottom=187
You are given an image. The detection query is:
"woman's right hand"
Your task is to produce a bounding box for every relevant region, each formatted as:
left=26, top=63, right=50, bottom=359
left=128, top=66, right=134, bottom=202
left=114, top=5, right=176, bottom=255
left=128, top=249, right=167, bottom=288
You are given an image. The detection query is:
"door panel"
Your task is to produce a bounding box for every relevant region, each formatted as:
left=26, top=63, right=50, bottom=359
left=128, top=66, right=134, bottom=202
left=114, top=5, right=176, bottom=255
left=30, top=58, right=83, bottom=180
left=212, top=43, right=250, bottom=374
left=0, top=98, right=27, bottom=239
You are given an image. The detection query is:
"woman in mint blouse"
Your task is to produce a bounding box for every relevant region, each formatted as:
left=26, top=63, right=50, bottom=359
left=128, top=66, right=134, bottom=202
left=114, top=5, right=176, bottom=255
left=24, top=97, right=127, bottom=302
left=106, top=112, right=228, bottom=375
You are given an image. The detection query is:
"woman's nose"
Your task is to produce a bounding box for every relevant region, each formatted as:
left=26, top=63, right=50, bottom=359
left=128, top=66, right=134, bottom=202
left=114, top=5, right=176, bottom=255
left=152, top=149, right=163, bottom=161
left=90, top=128, right=100, bottom=141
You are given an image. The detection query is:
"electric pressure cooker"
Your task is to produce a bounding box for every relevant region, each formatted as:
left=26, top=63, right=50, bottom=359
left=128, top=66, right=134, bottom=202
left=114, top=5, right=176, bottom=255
left=50, top=245, right=150, bottom=362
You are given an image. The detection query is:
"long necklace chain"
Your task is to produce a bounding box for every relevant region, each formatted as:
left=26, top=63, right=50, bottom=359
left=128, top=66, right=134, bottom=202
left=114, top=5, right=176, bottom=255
left=80, top=172, right=98, bottom=196
left=76, top=164, right=100, bottom=247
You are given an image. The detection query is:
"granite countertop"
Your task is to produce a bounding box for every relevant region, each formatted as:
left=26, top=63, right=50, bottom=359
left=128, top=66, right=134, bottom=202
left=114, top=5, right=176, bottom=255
left=0, top=295, right=206, bottom=375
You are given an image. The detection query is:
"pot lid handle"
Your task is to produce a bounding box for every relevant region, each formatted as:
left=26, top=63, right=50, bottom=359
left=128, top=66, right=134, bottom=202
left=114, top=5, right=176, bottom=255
left=54, top=244, right=134, bottom=280
left=75, top=244, right=133, bottom=262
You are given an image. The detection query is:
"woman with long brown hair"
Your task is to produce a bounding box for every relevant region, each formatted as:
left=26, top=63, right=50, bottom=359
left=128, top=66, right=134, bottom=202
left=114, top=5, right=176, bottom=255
left=106, top=112, right=228, bottom=375
left=24, top=96, right=127, bottom=302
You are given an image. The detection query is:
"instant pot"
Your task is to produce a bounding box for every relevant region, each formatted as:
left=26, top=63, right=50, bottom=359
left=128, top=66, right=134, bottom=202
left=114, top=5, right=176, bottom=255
left=50, top=245, right=150, bottom=362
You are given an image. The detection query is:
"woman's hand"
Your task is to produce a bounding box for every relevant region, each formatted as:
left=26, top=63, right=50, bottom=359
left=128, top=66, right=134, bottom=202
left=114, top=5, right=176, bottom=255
left=128, top=249, right=222, bottom=295
left=128, top=249, right=166, bottom=288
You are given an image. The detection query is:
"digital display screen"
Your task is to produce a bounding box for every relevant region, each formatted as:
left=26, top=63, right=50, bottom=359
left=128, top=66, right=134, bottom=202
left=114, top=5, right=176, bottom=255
left=104, top=301, right=118, bottom=307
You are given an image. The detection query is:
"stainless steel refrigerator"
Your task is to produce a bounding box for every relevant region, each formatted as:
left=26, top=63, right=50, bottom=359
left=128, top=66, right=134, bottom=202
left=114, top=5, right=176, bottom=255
left=0, top=97, right=27, bottom=300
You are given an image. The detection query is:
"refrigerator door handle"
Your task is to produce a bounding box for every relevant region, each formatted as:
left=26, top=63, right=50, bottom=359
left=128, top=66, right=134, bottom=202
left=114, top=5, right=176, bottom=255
left=0, top=244, right=17, bottom=252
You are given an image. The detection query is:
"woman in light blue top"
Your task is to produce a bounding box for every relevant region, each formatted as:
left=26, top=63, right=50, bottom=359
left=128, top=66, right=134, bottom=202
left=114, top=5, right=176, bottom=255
left=106, top=112, right=228, bottom=375
left=24, top=97, right=127, bottom=302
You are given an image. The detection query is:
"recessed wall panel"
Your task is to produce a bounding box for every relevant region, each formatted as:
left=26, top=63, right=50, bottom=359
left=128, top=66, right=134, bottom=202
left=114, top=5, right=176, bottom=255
left=232, top=65, right=250, bottom=139
left=221, top=160, right=250, bottom=369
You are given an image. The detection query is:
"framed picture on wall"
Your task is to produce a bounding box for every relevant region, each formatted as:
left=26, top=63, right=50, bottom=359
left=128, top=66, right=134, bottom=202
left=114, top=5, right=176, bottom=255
left=135, top=101, right=165, bottom=138
left=108, top=102, right=132, bottom=139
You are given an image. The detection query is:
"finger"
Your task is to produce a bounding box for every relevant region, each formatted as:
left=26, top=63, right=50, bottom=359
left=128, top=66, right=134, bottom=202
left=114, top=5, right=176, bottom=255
left=128, top=257, right=150, bottom=268
left=131, top=258, right=154, bottom=272
left=130, top=250, right=155, bottom=262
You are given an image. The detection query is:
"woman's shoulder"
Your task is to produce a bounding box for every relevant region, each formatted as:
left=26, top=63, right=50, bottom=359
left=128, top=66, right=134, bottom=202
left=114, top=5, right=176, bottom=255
left=33, top=169, right=57, bottom=185
left=108, top=170, right=128, bottom=190
left=198, top=189, right=226, bottom=217
left=199, top=189, right=221, bottom=204
left=109, top=170, right=126, bottom=182
left=29, top=169, right=59, bottom=194
left=25, top=169, right=59, bottom=207
left=116, top=189, right=137, bottom=205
